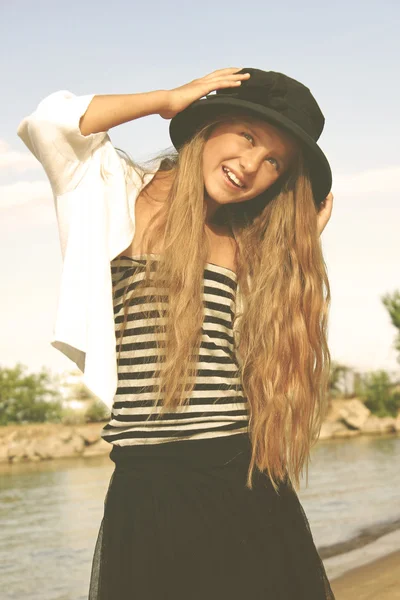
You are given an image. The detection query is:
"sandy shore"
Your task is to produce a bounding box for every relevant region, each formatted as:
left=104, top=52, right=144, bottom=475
left=330, top=549, right=400, bottom=599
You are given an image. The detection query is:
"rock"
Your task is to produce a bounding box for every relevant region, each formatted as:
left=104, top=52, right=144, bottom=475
left=0, top=424, right=107, bottom=463
left=0, top=443, right=9, bottom=463
left=339, top=399, right=370, bottom=430
left=82, top=438, right=110, bottom=457
left=5, top=430, right=18, bottom=443
left=395, top=413, right=400, bottom=433
left=8, top=440, right=29, bottom=461
left=35, top=433, right=85, bottom=459
left=59, top=428, right=73, bottom=442
left=58, top=432, right=85, bottom=457
left=361, top=415, right=383, bottom=434
left=332, top=426, right=360, bottom=438
left=379, top=417, right=396, bottom=433
left=319, top=421, right=347, bottom=440
left=34, top=438, right=58, bottom=459
left=318, top=418, right=362, bottom=440
left=361, top=415, right=396, bottom=434
left=324, top=399, right=350, bottom=423
left=75, top=426, right=101, bottom=445
left=24, top=440, right=41, bottom=461
left=319, top=422, right=335, bottom=440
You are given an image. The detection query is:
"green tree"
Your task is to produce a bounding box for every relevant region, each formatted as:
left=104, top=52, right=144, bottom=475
left=361, top=369, right=400, bottom=418
left=0, top=363, right=63, bottom=425
left=353, top=371, right=367, bottom=397
left=85, top=399, right=111, bottom=423
left=382, top=290, right=400, bottom=364
left=62, top=376, right=110, bottom=423
left=71, top=380, right=97, bottom=402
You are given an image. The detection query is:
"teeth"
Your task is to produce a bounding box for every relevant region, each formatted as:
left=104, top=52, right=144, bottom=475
left=223, top=167, right=243, bottom=188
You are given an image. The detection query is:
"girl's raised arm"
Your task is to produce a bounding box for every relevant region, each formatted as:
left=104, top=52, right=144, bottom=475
left=17, top=69, right=249, bottom=197
left=79, top=90, right=169, bottom=136
left=79, top=68, right=251, bottom=135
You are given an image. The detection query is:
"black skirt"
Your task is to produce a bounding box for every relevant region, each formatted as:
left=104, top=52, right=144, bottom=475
left=88, top=433, right=335, bottom=600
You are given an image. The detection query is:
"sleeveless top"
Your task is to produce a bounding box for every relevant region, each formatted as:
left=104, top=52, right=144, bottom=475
left=100, top=255, right=249, bottom=445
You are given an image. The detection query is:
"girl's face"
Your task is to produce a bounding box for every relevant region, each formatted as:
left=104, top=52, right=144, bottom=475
left=202, top=117, right=299, bottom=211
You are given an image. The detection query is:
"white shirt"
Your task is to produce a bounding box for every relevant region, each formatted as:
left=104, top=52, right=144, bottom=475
left=17, top=91, right=243, bottom=410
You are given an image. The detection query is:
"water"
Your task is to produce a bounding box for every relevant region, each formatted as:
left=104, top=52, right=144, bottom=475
left=0, top=435, right=399, bottom=599
left=299, top=435, right=400, bottom=551
left=0, top=456, right=113, bottom=600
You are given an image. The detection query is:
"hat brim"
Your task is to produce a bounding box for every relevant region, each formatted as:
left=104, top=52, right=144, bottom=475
left=169, top=96, right=332, bottom=205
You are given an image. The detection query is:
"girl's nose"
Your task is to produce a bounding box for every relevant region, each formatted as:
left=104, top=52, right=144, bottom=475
left=239, top=148, right=265, bottom=173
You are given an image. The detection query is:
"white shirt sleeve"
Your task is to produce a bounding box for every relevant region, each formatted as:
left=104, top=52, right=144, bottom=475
left=17, top=90, right=110, bottom=197
left=16, top=90, right=157, bottom=408
left=16, top=89, right=146, bottom=261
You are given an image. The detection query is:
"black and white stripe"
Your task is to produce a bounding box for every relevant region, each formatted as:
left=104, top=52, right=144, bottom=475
left=101, top=255, right=249, bottom=445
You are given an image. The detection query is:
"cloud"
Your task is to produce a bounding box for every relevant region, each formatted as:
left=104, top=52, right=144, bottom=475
left=333, top=165, right=400, bottom=197
left=0, top=137, right=52, bottom=225
left=0, top=179, right=54, bottom=230
left=1, top=180, right=52, bottom=209
left=0, top=140, right=40, bottom=172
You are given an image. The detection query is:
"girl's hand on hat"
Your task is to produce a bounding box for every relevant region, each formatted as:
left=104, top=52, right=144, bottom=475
left=317, top=192, right=334, bottom=235
left=159, top=68, right=251, bottom=120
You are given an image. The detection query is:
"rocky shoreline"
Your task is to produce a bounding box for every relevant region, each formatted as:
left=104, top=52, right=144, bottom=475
left=0, top=421, right=111, bottom=464
left=318, top=398, right=400, bottom=440
left=0, top=398, right=399, bottom=465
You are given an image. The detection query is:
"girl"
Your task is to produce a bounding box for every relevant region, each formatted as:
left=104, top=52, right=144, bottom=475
left=18, top=67, right=335, bottom=599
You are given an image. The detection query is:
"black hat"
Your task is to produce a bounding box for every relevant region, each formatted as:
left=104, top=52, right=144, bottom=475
left=169, top=68, right=332, bottom=205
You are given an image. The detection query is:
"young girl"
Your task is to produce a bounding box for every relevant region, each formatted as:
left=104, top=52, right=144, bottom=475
left=18, top=67, right=335, bottom=599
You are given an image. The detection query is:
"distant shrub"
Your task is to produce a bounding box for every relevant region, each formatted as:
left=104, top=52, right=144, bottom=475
left=385, top=392, right=400, bottom=417
left=60, top=407, right=87, bottom=426
left=84, top=400, right=111, bottom=423
left=362, top=370, right=400, bottom=418
left=0, top=363, right=63, bottom=425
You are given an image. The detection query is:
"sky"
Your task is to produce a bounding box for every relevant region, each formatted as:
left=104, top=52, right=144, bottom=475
left=1, top=0, right=400, bottom=382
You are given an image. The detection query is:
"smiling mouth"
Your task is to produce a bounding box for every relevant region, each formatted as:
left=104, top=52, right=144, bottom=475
left=222, top=166, right=245, bottom=189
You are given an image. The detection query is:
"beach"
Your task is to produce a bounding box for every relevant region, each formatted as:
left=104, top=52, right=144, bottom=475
left=330, top=549, right=400, bottom=599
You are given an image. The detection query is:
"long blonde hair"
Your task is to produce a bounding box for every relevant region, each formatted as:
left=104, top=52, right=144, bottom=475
left=113, top=116, right=331, bottom=493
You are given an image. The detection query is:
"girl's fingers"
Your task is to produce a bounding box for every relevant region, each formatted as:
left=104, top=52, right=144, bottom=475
left=202, top=68, right=250, bottom=82
left=197, top=76, right=249, bottom=95
left=207, top=74, right=250, bottom=85
left=209, top=79, right=244, bottom=89
left=202, top=67, right=245, bottom=79
left=194, top=79, right=243, bottom=100
left=168, top=70, right=251, bottom=116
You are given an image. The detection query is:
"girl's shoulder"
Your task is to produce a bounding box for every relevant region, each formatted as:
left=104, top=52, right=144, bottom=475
left=205, top=223, right=238, bottom=275
left=117, top=170, right=168, bottom=259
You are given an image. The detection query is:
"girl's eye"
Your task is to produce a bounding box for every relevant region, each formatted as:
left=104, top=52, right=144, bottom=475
left=266, top=157, right=280, bottom=171
left=241, top=132, right=280, bottom=171
left=241, top=132, right=254, bottom=143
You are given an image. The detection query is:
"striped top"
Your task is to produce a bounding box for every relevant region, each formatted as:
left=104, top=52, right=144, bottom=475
left=101, top=255, right=249, bottom=446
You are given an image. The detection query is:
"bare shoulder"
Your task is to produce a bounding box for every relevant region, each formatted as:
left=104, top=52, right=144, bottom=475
left=205, top=223, right=238, bottom=273
left=117, top=172, right=169, bottom=259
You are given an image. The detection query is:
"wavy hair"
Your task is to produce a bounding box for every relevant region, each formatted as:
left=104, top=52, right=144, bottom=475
left=112, top=116, right=331, bottom=493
